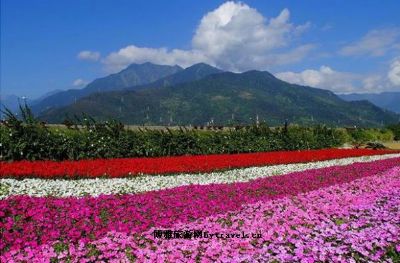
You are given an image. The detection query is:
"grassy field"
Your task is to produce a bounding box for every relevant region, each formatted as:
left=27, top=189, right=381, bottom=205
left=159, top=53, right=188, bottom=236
left=383, top=141, right=400, bottom=150
left=46, top=124, right=232, bottom=131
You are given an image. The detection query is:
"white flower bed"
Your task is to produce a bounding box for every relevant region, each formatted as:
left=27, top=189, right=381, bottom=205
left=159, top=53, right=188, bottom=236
left=1, top=153, right=399, bottom=199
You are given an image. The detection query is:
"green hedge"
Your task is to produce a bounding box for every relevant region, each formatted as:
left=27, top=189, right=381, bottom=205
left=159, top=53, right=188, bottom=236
left=386, top=123, right=400, bottom=141
left=347, top=128, right=394, bottom=144
left=0, top=105, right=348, bottom=161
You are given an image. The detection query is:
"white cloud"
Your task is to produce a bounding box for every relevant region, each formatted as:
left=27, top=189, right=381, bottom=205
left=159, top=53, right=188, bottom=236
left=339, top=28, right=400, bottom=57
left=77, top=50, right=101, bottom=62
left=191, top=4, right=310, bottom=71
left=72, top=78, right=88, bottom=87
left=103, top=46, right=209, bottom=73
left=102, top=1, right=311, bottom=73
left=362, top=75, right=386, bottom=91
left=275, top=66, right=360, bottom=93
left=276, top=59, right=400, bottom=94
left=388, top=57, right=400, bottom=86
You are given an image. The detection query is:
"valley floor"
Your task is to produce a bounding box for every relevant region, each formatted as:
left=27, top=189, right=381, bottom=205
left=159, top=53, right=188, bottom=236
left=383, top=141, right=400, bottom=149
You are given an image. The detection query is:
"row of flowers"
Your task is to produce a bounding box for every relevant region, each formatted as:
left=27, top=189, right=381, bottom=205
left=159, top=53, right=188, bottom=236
left=1, top=148, right=396, bottom=178
left=1, top=153, right=399, bottom=198
left=2, top=165, right=399, bottom=262
left=1, top=157, right=399, bottom=256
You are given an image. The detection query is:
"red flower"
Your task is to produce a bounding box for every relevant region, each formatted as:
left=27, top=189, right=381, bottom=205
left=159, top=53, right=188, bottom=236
left=0, top=149, right=396, bottom=179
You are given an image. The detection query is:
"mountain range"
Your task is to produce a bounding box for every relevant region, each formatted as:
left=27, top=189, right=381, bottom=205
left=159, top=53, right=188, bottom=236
left=30, top=63, right=183, bottom=114
left=39, top=63, right=399, bottom=127
left=1, top=89, right=63, bottom=114
left=339, top=92, right=400, bottom=113
left=0, top=94, right=21, bottom=114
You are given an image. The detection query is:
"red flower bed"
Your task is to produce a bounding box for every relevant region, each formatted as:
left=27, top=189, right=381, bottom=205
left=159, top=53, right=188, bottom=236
left=0, top=149, right=396, bottom=179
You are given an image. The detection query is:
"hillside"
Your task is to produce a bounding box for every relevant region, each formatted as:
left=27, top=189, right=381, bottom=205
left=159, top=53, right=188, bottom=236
left=31, top=63, right=183, bottom=114
left=0, top=94, right=21, bottom=115
left=40, top=70, right=399, bottom=127
left=128, top=63, right=223, bottom=91
left=339, top=92, right=400, bottom=113
left=1, top=90, right=62, bottom=115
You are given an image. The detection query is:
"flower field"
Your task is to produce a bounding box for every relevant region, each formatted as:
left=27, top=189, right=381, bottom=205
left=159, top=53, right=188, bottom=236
left=0, top=148, right=396, bottom=178
left=1, top=149, right=399, bottom=262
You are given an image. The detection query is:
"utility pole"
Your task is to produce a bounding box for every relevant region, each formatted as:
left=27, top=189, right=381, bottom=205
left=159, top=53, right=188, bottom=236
left=284, top=119, right=289, bottom=134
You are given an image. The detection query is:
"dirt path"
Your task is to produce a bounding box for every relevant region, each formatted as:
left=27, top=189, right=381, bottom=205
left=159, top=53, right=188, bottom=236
left=383, top=142, right=400, bottom=150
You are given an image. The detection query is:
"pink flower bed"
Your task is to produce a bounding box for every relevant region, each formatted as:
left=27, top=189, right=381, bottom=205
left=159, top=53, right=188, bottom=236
left=2, top=165, right=399, bottom=262
left=1, top=157, right=399, bottom=260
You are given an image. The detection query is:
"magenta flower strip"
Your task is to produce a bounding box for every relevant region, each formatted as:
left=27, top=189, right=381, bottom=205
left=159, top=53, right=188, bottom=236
left=138, top=166, right=400, bottom=262
left=2, top=166, right=399, bottom=262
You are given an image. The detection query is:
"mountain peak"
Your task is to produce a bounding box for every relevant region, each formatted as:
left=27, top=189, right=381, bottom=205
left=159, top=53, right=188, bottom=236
left=240, top=70, right=277, bottom=80
left=30, top=62, right=184, bottom=113
left=126, top=62, right=182, bottom=70
left=187, top=62, right=215, bottom=69
left=127, top=62, right=223, bottom=91
left=184, top=63, right=222, bottom=73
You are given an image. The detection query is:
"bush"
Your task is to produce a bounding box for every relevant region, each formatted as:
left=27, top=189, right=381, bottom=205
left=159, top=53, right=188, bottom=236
left=347, top=128, right=394, bottom=144
left=386, top=123, right=400, bottom=141
left=1, top=105, right=347, bottom=161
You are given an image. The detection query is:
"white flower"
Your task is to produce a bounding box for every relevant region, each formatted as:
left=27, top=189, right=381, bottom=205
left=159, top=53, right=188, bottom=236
left=1, top=153, right=398, bottom=199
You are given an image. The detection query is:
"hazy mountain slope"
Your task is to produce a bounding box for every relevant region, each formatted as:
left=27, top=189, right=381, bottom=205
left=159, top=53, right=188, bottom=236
left=1, top=94, right=21, bottom=113
left=128, top=63, right=223, bottom=91
left=339, top=92, right=400, bottom=113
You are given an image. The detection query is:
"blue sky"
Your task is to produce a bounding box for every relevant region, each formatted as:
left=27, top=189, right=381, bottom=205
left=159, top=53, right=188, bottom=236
left=1, top=0, right=400, bottom=99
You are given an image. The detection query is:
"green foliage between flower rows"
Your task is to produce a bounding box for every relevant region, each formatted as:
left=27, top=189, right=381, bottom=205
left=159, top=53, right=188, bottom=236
left=0, top=105, right=396, bottom=161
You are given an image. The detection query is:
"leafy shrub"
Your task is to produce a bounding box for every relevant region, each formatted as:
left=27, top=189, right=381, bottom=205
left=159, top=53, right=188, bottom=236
left=386, top=123, right=400, bottom=141
left=347, top=128, right=394, bottom=144
left=1, top=105, right=347, bottom=161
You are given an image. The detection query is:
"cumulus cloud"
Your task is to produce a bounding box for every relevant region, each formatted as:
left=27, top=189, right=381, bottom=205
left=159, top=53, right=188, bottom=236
left=361, top=59, right=400, bottom=92
left=388, top=57, right=400, bottom=86
left=191, top=3, right=310, bottom=71
left=103, top=46, right=209, bottom=73
left=275, top=66, right=360, bottom=93
left=72, top=78, right=88, bottom=87
left=276, top=59, right=400, bottom=94
left=77, top=51, right=101, bottom=62
left=362, top=75, right=386, bottom=91
left=102, top=1, right=311, bottom=73
left=339, top=28, right=400, bottom=57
